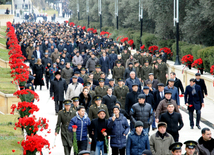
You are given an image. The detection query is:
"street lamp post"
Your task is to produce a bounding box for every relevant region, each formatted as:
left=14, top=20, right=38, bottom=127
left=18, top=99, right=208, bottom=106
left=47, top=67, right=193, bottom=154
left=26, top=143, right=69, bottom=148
left=98, top=0, right=102, bottom=32
left=77, top=0, right=80, bottom=20
left=139, top=0, right=143, bottom=46
left=115, top=0, right=118, bottom=30
left=174, top=0, right=181, bottom=65
left=86, top=0, right=89, bottom=28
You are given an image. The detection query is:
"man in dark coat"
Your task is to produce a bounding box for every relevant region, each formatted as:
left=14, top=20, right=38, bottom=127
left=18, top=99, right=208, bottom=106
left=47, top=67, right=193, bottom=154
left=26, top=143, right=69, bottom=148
left=153, top=83, right=165, bottom=111
left=160, top=102, right=184, bottom=142
left=55, top=100, right=76, bottom=155
left=89, top=109, right=109, bottom=154
left=102, top=88, right=117, bottom=116
left=124, top=63, right=136, bottom=80
left=160, top=50, right=167, bottom=63
left=99, top=52, right=110, bottom=75
left=195, top=73, right=208, bottom=98
left=109, top=50, right=117, bottom=70
left=50, top=71, right=67, bottom=114
left=144, top=73, right=159, bottom=90
left=166, top=72, right=184, bottom=94
left=125, top=71, right=141, bottom=93
left=42, top=53, right=52, bottom=67
left=185, top=78, right=204, bottom=129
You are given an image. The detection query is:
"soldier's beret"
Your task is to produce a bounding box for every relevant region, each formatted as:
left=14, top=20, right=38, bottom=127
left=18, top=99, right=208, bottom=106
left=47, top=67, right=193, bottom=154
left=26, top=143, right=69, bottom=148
left=117, top=61, right=121, bottom=64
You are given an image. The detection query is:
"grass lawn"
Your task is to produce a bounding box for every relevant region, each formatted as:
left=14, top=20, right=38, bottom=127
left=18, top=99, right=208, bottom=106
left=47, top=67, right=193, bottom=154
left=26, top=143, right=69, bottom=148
left=0, top=68, right=17, bottom=94
left=0, top=114, right=23, bottom=154
left=0, top=37, right=6, bottom=45
left=0, top=48, right=9, bottom=61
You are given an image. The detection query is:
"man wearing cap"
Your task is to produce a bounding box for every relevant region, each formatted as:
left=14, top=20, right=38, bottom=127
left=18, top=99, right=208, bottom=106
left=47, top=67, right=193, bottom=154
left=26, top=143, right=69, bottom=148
left=125, top=71, right=141, bottom=93
left=130, top=94, right=153, bottom=133
left=143, top=51, right=152, bottom=65
left=55, top=100, right=75, bottom=155
left=86, top=52, right=99, bottom=73
left=108, top=79, right=117, bottom=94
left=114, top=78, right=129, bottom=109
left=134, top=61, right=141, bottom=80
left=154, top=57, right=168, bottom=84
left=108, top=106, right=130, bottom=155
left=150, top=122, right=174, bottom=155
left=133, top=49, right=142, bottom=62
left=92, top=65, right=104, bottom=82
left=100, top=72, right=110, bottom=85
left=184, top=140, right=197, bottom=155
left=99, top=52, right=110, bottom=75
left=165, top=78, right=180, bottom=108
left=50, top=70, right=67, bottom=114
left=113, top=61, right=125, bottom=83
left=80, top=67, right=88, bottom=83
left=144, top=73, right=159, bottom=90
left=169, top=142, right=183, bottom=155
left=72, top=51, right=83, bottom=67
left=89, top=96, right=109, bottom=120
left=25, top=75, right=35, bottom=91
left=121, top=49, right=130, bottom=65
left=102, top=88, right=117, bottom=116
left=70, top=71, right=84, bottom=84
left=89, top=109, right=109, bottom=155
left=114, top=55, right=125, bottom=67
left=95, top=78, right=109, bottom=97
left=124, top=62, right=136, bottom=80
left=66, top=75, right=83, bottom=100
left=159, top=102, right=184, bottom=142
left=78, top=150, right=90, bottom=155
left=195, top=73, right=207, bottom=98
left=71, top=96, right=80, bottom=112
left=58, top=40, right=65, bottom=52
left=42, top=52, right=52, bottom=68
left=126, top=121, right=150, bottom=155
left=156, top=90, right=180, bottom=122
left=184, top=78, right=204, bottom=129
left=140, top=60, right=153, bottom=83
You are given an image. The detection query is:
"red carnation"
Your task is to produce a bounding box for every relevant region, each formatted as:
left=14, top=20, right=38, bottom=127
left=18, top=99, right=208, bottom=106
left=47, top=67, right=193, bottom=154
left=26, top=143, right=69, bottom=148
left=12, top=150, right=15, bottom=152
left=101, top=128, right=106, bottom=133
left=52, top=96, right=54, bottom=100
left=17, top=141, right=20, bottom=144
left=140, top=45, right=145, bottom=50
left=128, top=39, right=134, bottom=46
left=72, top=125, right=78, bottom=129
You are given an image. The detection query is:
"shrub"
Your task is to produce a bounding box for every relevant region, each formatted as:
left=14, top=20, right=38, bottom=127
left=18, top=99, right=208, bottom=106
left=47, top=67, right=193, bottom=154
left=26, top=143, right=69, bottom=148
left=141, top=33, right=157, bottom=48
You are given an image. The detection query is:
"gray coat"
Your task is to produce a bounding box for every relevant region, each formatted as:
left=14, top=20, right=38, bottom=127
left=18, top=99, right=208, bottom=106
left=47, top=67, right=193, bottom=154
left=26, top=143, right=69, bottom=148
left=61, top=67, right=73, bottom=85
left=50, top=77, right=67, bottom=101
left=130, top=102, right=153, bottom=129
left=86, top=57, right=99, bottom=72
left=149, top=131, right=174, bottom=155
left=197, top=137, right=214, bottom=155
left=72, top=55, right=83, bottom=66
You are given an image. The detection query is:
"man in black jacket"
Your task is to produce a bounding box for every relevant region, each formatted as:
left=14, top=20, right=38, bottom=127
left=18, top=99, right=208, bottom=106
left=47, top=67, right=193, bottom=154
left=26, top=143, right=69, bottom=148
left=102, top=88, right=117, bottom=116
left=130, top=94, right=153, bottom=134
left=160, top=102, right=184, bottom=142
left=50, top=71, right=68, bottom=115
left=166, top=72, right=184, bottom=94
left=195, top=73, right=207, bottom=98
left=90, top=109, right=109, bottom=155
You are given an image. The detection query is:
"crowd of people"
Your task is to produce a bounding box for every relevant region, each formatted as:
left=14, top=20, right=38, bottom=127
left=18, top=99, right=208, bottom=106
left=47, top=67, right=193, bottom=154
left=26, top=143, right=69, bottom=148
left=11, top=20, right=214, bottom=155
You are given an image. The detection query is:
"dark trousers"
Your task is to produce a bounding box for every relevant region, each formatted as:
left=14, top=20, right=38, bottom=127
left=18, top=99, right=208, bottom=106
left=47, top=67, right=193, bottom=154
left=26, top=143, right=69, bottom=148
left=111, top=147, right=126, bottom=155
left=189, top=109, right=201, bottom=126
left=64, top=146, right=71, bottom=155
left=45, top=76, right=50, bottom=89
left=55, top=101, right=63, bottom=113
left=168, top=131, right=179, bottom=142
left=75, top=140, right=87, bottom=155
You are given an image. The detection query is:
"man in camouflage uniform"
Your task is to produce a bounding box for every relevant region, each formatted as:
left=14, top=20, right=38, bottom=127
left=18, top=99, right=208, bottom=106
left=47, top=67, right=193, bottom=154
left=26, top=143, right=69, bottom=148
left=112, top=61, right=125, bottom=83
left=55, top=100, right=77, bottom=155
left=88, top=95, right=109, bottom=120
left=94, top=78, right=109, bottom=97
left=114, top=78, right=129, bottom=110
left=141, top=60, right=153, bottom=83
left=92, top=65, right=104, bottom=82
left=155, top=57, right=168, bottom=84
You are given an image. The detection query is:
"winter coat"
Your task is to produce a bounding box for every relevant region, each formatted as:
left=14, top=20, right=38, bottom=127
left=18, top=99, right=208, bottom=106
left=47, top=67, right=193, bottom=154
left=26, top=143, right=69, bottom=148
left=26, top=46, right=35, bottom=60
left=61, top=67, right=73, bottom=85
left=102, top=95, right=117, bottom=116
left=42, top=57, right=52, bottom=68
left=166, top=77, right=184, bottom=94
left=125, top=91, right=140, bottom=114
left=68, top=112, right=91, bottom=141
left=195, top=79, right=208, bottom=98
left=149, top=131, right=174, bottom=155
left=130, top=103, right=153, bottom=129
left=32, top=64, right=44, bottom=86
left=197, top=137, right=214, bottom=155
left=64, top=44, right=73, bottom=55
left=51, top=52, right=60, bottom=63
left=50, top=77, right=67, bottom=101
left=125, top=77, right=141, bottom=93
left=184, top=85, right=204, bottom=111
left=86, top=57, right=99, bottom=72
left=126, top=130, right=150, bottom=155
left=99, top=56, right=110, bottom=75
left=66, top=82, right=83, bottom=100
left=144, top=79, right=159, bottom=90
left=107, top=114, right=130, bottom=149
left=164, top=86, right=180, bottom=105
left=58, top=44, right=65, bottom=52
left=109, top=53, right=117, bottom=69
left=124, top=67, right=136, bottom=80
left=79, top=92, right=92, bottom=113
left=72, top=55, right=83, bottom=66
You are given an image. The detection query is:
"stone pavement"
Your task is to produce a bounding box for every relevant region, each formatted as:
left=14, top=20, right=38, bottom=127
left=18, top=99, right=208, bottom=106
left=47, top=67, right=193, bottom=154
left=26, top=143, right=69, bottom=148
left=32, top=76, right=214, bottom=155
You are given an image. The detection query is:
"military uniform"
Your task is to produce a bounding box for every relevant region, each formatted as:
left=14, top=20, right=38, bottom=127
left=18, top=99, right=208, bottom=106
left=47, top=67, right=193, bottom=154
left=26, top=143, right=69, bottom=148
left=89, top=89, right=96, bottom=104
left=80, top=73, right=88, bottom=83
left=55, top=100, right=77, bottom=155
left=169, top=142, right=183, bottom=155
left=88, top=103, right=109, bottom=120
left=184, top=140, right=197, bottom=155
left=155, top=62, right=168, bottom=84
left=114, top=82, right=129, bottom=109
left=134, top=64, right=141, bottom=79
left=143, top=55, right=152, bottom=65
left=133, top=52, right=142, bottom=62
left=141, top=65, right=153, bottom=81
left=112, top=65, right=125, bottom=83
left=25, top=82, right=35, bottom=91
left=94, top=85, right=109, bottom=97
left=92, top=71, right=104, bottom=81
left=122, top=53, right=130, bottom=64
